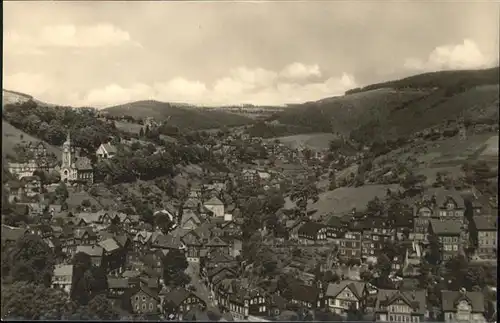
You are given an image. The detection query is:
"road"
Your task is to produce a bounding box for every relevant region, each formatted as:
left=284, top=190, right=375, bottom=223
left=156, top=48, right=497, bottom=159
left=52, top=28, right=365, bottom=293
left=186, top=262, right=221, bottom=315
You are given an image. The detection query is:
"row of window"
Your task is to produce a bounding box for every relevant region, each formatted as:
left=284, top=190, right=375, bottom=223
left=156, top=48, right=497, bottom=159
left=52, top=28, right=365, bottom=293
left=135, top=303, right=155, bottom=311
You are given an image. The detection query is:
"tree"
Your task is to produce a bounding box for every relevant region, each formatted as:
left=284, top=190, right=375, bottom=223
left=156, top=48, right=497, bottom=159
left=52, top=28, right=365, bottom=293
left=401, top=172, right=427, bottom=195
left=3, top=234, right=55, bottom=287
left=70, top=252, right=108, bottom=306
left=1, top=282, right=70, bottom=320
left=55, top=182, right=69, bottom=201
left=154, top=211, right=176, bottom=234
left=162, top=249, right=190, bottom=288
left=139, top=128, right=144, bottom=137
left=425, top=234, right=442, bottom=266
left=366, top=196, right=384, bottom=217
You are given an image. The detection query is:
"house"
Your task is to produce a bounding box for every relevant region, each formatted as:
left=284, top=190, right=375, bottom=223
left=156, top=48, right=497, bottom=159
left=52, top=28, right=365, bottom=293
left=129, top=284, right=160, bottom=315
left=52, top=264, right=74, bottom=294
left=285, top=281, right=323, bottom=309
left=375, top=289, right=428, bottom=322
left=241, top=169, right=259, bottom=184
left=220, top=221, right=242, bottom=237
left=204, top=197, right=225, bottom=218
left=5, top=180, right=26, bottom=202
left=338, top=228, right=362, bottom=261
left=287, top=219, right=307, bottom=240
left=472, top=216, right=497, bottom=260
left=441, top=289, right=486, bottom=323
left=412, top=201, right=434, bottom=242
left=402, top=241, right=423, bottom=277
left=96, top=142, right=118, bottom=160
left=180, top=209, right=202, bottom=230
left=323, top=215, right=345, bottom=240
left=20, top=176, right=41, bottom=197
left=325, top=280, right=368, bottom=315
left=431, top=190, right=466, bottom=225
left=163, top=288, right=207, bottom=320
left=75, top=245, right=104, bottom=267
left=297, top=222, right=327, bottom=245
left=107, top=277, right=129, bottom=305
left=182, top=231, right=203, bottom=262
left=216, top=279, right=250, bottom=320
left=428, top=220, right=463, bottom=261
left=99, top=238, right=126, bottom=274
left=361, top=218, right=395, bottom=259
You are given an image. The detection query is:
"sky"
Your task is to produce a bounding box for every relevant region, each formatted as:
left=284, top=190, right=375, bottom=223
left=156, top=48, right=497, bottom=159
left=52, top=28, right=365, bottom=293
left=3, top=1, right=500, bottom=108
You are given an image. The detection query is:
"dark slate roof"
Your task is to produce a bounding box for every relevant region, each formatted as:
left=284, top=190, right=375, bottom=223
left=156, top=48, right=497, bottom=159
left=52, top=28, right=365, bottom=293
left=75, top=245, right=104, bottom=257
left=287, top=282, right=320, bottom=303
left=297, top=221, right=325, bottom=236
left=325, top=280, right=367, bottom=299
left=108, top=277, right=129, bottom=289
left=473, top=216, right=497, bottom=231
left=74, top=157, right=93, bottom=171
left=164, top=288, right=195, bottom=307
left=441, top=290, right=485, bottom=313
left=376, top=289, right=427, bottom=315
left=102, top=143, right=118, bottom=154
left=429, top=219, right=462, bottom=235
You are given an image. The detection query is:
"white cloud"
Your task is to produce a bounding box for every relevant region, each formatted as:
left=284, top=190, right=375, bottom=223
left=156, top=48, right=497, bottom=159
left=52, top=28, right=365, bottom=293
left=404, top=39, right=497, bottom=71
left=4, top=23, right=139, bottom=55
left=280, top=62, right=322, bottom=80
left=9, top=63, right=357, bottom=108
left=3, top=72, right=54, bottom=97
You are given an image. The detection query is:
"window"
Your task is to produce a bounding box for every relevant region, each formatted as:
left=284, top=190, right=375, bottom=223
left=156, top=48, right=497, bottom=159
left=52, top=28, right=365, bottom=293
left=149, top=303, right=153, bottom=310
left=142, top=304, right=146, bottom=310
left=142, top=296, right=146, bottom=302
left=373, top=236, right=379, bottom=241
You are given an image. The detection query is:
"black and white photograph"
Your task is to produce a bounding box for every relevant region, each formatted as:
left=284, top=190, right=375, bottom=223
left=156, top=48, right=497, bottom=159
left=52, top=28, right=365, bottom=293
left=1, top=0, right=499, bottom=321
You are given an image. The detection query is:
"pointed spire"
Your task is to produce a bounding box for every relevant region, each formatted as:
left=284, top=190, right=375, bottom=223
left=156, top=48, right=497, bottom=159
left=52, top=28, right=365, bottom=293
left=66, top=131, right=71, bottom=144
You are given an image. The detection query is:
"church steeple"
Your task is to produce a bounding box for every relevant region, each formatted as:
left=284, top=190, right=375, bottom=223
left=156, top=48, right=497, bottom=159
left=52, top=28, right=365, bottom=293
left=62, top=131, right=72, bottom=168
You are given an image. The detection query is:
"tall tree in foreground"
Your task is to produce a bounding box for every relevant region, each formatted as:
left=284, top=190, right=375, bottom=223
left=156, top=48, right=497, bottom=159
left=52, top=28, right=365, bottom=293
left=3, top=234, right=55, bottom=287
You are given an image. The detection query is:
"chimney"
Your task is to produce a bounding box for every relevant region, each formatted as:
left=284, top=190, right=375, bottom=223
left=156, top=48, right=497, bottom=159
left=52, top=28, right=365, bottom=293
left=412, top=290, right=416, bottom=300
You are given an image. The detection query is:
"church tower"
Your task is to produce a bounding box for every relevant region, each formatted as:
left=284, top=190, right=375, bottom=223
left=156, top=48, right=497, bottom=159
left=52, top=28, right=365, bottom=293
left=62, top=132, right=72, bottom=168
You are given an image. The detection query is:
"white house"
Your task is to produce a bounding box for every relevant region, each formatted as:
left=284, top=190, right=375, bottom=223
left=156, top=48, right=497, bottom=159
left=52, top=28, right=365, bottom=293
left=52, top=264, right=74, bottom=295
left=96, top=143, right=118, bottom=160
left=203, top=197, right=225, bottom=218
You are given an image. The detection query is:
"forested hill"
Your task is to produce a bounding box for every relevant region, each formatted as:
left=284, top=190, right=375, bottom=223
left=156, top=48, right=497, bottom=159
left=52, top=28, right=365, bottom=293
left=270, top=67, right=500, bottom=142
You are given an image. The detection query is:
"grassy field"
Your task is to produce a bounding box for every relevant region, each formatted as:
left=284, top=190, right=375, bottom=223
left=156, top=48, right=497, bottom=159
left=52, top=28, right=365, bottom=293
left=270, top=132, right=339, bottom=150
left=308, top=184, right=401, bottom=219
left=2, top=120, right=62, bottom=160
left=115, top=121, right=178, bottom=143
left=66, top=189, right=101, bottom=210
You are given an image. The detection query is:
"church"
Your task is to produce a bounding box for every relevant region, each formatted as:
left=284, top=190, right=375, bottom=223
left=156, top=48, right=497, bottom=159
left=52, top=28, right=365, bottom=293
left=60, top=132, right=94, bottom=184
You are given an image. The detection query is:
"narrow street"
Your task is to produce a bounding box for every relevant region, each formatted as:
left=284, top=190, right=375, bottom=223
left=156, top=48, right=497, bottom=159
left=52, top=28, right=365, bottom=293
left=186, top=262, right=221, bottom=315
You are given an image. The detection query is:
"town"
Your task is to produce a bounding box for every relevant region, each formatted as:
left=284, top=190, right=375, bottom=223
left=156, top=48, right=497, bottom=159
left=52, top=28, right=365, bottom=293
left=2, top=1, right=499, bottom=322
left=1, top=101, right=498, bottom=321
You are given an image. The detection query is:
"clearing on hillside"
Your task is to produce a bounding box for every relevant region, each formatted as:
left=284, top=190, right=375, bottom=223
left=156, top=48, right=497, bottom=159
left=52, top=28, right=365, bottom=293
left=271, top=133, right=340, bottom=151
left=2, top=120, right=62, bottom=160
left=307, top=184, right=400, bottom=219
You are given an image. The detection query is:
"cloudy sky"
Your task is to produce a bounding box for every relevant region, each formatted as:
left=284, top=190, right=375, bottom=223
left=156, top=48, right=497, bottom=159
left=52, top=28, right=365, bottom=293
left=3, top=1, right=499, bottom=108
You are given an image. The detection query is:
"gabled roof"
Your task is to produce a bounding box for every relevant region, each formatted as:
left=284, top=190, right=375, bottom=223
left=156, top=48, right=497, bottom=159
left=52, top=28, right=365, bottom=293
left=429, top=219, right=462, bottom=235
left=204, top=197, right=224, bottom=206
left=298, top=221, right=325, bottom=236
left=108, top=277, right=129, bottom=289
left=153, top=234, right=184, bottom=250
left=75, top=245, right=104, bottom=257
left=473, top=216, right=497, bottom=231
left=375, top=289, right=427, bottom=315
left=181, top=210, right=201, bottom=228
left=441, top=290, right=485, bottom=313
left=325, top=280, right=367, bottom=299
left=98, top=238, right=121, bottom=252
left=206, top=236, right=229, bottom=247
left=101, top=143, right=118, bottom=154
left=74, top=157, right=93, bottom=171
left=76, top=212, right=101, bottom=224
left=164, top=288, right=198, bottom=307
